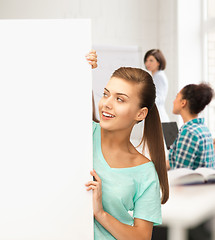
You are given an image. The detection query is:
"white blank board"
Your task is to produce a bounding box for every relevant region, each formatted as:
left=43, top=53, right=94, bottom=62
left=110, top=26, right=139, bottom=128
left=0, top=19, right=93, bottom=240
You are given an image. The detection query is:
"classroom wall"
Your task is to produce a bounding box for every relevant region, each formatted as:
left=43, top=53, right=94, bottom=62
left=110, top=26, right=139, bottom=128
left=157, top=0, right=178, bottom=122
left=0, top=0, right=204, bottom=125
left=0, top=0, right=160, bottom=115
left=0, top=0, right=158, bottom=54
left=158, top=0, right=203, bottom=125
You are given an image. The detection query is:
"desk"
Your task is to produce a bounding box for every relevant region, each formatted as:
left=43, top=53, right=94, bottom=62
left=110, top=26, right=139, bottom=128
left=161, top=184, right=215, bottom=240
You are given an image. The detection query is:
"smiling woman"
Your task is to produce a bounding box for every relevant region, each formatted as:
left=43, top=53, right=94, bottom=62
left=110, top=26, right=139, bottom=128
left=99, top=77, right=145, bottom=132
left=86, top=51, right=169, bottom=240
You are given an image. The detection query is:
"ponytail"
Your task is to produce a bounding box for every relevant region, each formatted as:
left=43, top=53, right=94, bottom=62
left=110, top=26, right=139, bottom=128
left=111, top=67, right=169, bottom=204
left=142, top=105, right=169, bottom=204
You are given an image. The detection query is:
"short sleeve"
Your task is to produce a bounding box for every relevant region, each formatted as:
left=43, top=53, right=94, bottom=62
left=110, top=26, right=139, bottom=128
left=133, top=174, right=162, bottom=226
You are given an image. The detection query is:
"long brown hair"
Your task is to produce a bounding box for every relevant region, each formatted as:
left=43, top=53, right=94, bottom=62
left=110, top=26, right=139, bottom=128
left=92, top=93, right=99, bottom=123
left=111, top=67, right=169, bottom=204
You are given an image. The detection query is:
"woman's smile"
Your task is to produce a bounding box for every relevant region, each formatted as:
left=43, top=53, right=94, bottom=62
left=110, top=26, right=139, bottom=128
left=102, top=111, right=116, bottom=120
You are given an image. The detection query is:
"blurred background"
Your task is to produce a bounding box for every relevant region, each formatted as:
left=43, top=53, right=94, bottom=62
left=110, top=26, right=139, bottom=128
left=0, top=0, right=214, bottom=134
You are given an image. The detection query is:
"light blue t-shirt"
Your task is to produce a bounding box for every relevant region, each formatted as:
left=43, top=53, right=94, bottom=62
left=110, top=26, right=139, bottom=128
left=93, top=122, right=162, bottom=240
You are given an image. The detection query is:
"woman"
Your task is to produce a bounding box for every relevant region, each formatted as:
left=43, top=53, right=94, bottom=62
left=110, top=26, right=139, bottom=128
left=144, top=49, right=169, bottom=122
left=86, top=51, right=169, bottom=240
left=167, top=83, right=215, bottom=170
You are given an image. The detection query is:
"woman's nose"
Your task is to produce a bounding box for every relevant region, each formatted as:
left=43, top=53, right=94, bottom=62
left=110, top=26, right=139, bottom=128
left=104, top=96, right=113, bottom=109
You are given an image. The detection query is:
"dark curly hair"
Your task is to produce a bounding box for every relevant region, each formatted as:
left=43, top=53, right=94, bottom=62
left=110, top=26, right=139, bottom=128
left=181, top=83, right=214, bottom=114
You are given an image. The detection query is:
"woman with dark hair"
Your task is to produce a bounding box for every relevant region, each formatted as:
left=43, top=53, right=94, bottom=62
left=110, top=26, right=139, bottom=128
left=167, top=83, right=215, bottom=170
left=144, top=49, right=169, bottom=122
left=86, top=51, right=169, bottom=240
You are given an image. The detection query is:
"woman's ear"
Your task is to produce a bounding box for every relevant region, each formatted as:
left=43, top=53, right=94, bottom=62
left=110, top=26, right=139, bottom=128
left=136, top=107, right=148, bottom=122
left=181, top=99, right=187, bottom=108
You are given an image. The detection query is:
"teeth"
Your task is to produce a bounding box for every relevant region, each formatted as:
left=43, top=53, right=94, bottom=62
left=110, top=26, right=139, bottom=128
left=103, top=112, right=114, bottom=118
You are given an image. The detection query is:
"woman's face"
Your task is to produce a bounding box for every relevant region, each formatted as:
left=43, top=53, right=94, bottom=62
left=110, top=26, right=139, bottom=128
left=173, top=91, right=184, bottom=114
left=99, top=77, right=146, bottom=131
left=145, top=55, right=160, bottom=74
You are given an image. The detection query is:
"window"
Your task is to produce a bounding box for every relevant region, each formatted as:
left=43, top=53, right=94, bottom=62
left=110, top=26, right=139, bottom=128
left=205, top=0, right=215, bottom=136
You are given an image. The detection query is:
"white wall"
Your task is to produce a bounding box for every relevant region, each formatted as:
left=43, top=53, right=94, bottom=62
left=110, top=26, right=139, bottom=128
left=177, top=0, right=202, bottom=88
left=0, top=0, right=159, bottom=65
left=0, top=0, right=204, bottom=125
left=158, top=0, right=203, bottom=126
left=157, top=0, right=178, bottom=122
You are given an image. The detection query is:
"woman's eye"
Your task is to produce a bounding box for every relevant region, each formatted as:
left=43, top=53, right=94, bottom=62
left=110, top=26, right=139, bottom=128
left=117, top=97, right=123, bottom=102
left=103, top=92, right=108, bottom=97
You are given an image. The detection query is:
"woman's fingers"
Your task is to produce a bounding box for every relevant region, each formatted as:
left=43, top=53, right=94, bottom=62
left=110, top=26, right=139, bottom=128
left=86, top=185, right=97, bottom=191
left=86, top=50, right=98, bottom=69
left=85, top=180, right=99, bottom=192
left=85, top=170, right=101, bottom=191
left=87, top=49, right=97, bottom=57
left=86, top=55, right=97, bottom=62
left=90, top=170, right=101, bottom=182
left=85, top=170, right=104, bottom=216
left=85, top=181, right=99, bottom=187
left=90, top=49, right=96, bottom=54
left=86, top=50, right=97, bottom=59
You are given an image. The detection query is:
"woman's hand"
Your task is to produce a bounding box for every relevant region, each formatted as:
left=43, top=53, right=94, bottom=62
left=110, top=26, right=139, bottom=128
left=85, top=170, right=104, bottom=218
left=86, top=171, right=153, bottom=240
left=86, top=50, right=98, bottom=69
